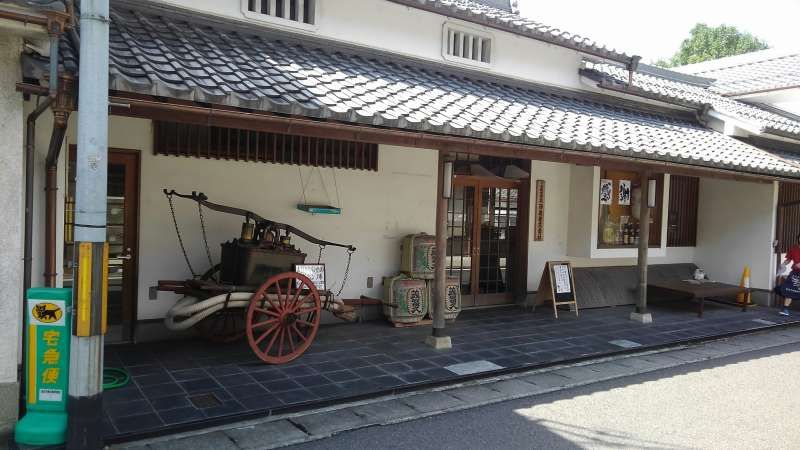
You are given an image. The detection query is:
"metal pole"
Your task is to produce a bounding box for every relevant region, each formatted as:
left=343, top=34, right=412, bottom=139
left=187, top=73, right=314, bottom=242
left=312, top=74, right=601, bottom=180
left=67, top=0, right=109, bottom=448
left=636, top=170, right=651, bottom=315
left=426, top=151, right=451, bottom=349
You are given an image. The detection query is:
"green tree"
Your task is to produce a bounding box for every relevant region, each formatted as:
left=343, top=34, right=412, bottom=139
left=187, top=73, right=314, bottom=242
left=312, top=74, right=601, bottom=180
left=655, top=24, right=769, bottom=67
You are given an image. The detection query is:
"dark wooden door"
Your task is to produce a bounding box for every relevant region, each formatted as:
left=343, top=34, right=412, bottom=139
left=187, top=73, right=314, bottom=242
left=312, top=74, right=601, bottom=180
left=447, top=175, right=526, bottom=308
left=64, top=148, right=140, bottom=343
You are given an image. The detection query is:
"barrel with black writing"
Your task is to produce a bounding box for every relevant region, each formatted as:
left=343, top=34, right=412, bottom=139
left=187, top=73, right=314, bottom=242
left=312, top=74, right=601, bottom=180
left=425, top=277, right=461, bottom=321
left=383, top=274, right=428, bottom=324
left=400, top=233, right=436, bottom=279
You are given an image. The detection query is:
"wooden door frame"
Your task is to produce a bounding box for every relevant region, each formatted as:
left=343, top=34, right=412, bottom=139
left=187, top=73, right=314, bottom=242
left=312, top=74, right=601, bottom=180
left=67, top=146, right=141, bottom=342
left=452, top=168, right=530, bottom=307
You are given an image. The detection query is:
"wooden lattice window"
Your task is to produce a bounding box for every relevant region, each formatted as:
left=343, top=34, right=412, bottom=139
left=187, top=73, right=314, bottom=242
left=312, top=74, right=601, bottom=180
left=667, top=175, right=699, bottom=247
left=443, top=25, right=492, bottom=65
left=777, top=182, right=800, bottom=253
left=153, top=121, right=378, bottom=171
left=245, top=0, right=315, bottom=25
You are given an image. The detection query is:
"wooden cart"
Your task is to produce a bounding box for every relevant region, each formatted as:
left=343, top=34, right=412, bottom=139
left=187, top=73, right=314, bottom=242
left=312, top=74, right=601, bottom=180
left=158, top=190, right=356, bottom=364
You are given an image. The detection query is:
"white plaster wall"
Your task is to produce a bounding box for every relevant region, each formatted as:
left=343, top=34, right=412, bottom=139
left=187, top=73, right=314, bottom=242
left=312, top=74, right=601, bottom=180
left=66, top=116, right=438, bottom=320
left=151, top=0, right=584, bottom=90
left=695, top=178, right=777, bottom=290
left=0, top=35, right=24, bottom=384
left=528, top=160, right=571, bottom=290
left=532, top=162, right=695, bottom=291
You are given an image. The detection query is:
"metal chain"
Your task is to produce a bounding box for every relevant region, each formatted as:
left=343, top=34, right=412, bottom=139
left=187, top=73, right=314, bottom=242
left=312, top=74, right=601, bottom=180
left=317, top=244, right=325, bottom=264
left=335, top=249, right=354, bottom=297
left=198, top=202, right=215, bottom=270
left=166, top=193, right=197, bottom=278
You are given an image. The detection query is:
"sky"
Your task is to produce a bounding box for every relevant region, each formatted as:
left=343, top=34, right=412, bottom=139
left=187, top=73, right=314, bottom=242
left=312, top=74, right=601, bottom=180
left=516, top=0, right=800, bottom=63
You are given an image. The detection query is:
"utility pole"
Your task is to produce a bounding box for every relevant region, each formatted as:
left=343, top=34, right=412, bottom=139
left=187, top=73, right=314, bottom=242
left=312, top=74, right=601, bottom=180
left=67, top=0, right=109, bottom=448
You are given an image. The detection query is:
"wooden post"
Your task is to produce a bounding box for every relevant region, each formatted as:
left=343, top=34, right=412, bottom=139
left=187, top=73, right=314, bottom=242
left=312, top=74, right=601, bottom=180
left=426, top=150, right=452, bottom=349
left=635, top=169, right=652, bottom=319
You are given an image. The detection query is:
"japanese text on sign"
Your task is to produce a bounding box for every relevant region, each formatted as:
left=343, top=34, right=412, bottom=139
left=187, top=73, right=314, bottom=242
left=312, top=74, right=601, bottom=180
left=553, top=264, right=572, bottom=294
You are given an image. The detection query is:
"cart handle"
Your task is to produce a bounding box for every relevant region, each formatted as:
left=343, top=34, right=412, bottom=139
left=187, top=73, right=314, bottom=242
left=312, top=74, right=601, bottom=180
left=163, top=189, right=357, bottom=252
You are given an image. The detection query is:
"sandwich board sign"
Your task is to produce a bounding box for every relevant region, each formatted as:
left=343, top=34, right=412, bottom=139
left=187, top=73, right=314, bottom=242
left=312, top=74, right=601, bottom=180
left=15, top=288, right=72, bottom=446
left=536, top=261, right=579, bottom=319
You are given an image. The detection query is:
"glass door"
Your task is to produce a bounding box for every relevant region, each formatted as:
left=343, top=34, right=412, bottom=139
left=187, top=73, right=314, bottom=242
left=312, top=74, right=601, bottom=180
left=448, top=177, right=522, bottom=307
left=64, top=149, right=140, bottom=343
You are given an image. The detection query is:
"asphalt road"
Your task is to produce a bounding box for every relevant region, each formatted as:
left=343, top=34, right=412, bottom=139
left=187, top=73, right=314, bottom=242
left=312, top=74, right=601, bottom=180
left=288, top=343, right=800, bottom=450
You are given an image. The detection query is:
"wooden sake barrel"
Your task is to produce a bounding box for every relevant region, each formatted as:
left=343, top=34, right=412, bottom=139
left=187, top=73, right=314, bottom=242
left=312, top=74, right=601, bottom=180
left=426, top=277, right=462, bottom=321
left=400, top=233, right=436, bottom=279
left=383, top=274, right=428, bottom=324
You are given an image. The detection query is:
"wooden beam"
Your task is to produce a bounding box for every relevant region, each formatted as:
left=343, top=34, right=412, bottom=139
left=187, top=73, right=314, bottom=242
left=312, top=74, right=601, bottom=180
left=432, top=151, right=448, bottom=336
left=637, top=169, right=651, bottom=314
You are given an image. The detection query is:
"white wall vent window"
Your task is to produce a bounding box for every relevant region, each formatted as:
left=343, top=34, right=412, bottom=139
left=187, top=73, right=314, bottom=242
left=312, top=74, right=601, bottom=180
left=443, top=25, right=492, bottom=65
left=244, top=0, right=316, bottom=26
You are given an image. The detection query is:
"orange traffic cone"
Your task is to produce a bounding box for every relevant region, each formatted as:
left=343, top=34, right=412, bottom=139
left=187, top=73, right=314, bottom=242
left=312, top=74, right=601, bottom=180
left=737, top=266, right=752, bottom=305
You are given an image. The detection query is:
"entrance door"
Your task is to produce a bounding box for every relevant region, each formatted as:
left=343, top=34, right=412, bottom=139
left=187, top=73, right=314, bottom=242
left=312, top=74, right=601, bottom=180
left=64, top=149, right=140, bottom=343
left=446, top=176, right=525, bottom=307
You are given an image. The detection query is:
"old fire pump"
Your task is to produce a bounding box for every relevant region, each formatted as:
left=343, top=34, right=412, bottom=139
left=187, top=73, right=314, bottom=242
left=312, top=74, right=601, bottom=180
left=158, top=190, right=356, bottom=364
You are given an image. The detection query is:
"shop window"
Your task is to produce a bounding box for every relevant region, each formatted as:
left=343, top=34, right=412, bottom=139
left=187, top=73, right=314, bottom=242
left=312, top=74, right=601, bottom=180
left=597, top=169, right=663, bottom=249
left=153, top=121, right=378, bottom=171
left=667, top=175, right=699, bottom=247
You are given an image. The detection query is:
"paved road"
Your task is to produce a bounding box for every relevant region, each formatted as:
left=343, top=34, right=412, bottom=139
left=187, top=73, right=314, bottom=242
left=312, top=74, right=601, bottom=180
left=289, top=343, right=800, bottom=450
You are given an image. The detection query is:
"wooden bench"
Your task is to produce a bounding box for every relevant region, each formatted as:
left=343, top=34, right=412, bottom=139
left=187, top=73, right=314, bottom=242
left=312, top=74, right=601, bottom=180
left=648, top=280, right=748, bottom=318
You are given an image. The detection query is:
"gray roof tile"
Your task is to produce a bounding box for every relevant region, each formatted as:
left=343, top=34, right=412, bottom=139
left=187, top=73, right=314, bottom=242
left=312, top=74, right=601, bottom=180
left=54, top=3, right=800, bottom=178
left=583, top=61, right=800, bottom=139
left=677, top=50, right=800, bottom=96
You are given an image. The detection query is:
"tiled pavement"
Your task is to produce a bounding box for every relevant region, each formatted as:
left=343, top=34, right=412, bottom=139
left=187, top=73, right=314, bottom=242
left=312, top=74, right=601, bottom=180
left=102, top=301, right=798, bottom=441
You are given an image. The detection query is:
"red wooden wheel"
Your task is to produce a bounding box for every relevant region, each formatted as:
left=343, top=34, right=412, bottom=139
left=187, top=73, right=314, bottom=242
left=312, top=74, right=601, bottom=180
left=246, top=272, right=321, bottom=364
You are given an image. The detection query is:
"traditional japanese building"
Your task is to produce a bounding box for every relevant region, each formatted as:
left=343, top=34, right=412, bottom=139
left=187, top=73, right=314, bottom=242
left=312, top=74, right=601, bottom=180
left=1, top=0, right=799, bottom=441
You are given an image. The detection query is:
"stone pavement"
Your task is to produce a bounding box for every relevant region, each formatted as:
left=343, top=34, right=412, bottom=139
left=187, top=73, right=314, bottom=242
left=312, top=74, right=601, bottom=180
left=99, top=303, right=797, bottom=440
left=111, top=325, right=800, bottom=450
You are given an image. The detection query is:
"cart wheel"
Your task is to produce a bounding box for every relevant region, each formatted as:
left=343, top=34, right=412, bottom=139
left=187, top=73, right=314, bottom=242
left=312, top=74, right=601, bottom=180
left=197, top=309, right=246, bottom=343
left=246, top=272, right=321, bottom=364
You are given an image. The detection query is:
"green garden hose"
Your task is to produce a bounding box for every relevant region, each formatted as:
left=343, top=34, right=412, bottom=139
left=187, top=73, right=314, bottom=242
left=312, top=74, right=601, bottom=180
left=103, top=367, right=130, bottom=390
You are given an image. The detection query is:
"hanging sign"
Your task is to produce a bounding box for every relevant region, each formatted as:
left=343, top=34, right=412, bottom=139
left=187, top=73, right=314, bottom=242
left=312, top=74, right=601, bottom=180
left=15, top=288, right=72, bottom=446
left=599, top=179, right=613, bottom=205
left=534, top=180, right=545, bottom=241
left=535, top=261, right=579, bottom=319
left=294, top=264, right=326, bottom=291
left=618, top=180, right=631, bottom=205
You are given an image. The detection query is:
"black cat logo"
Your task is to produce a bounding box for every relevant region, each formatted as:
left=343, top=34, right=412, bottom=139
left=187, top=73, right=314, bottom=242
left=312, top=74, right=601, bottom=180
left=32, top=303, right=62, bottom=323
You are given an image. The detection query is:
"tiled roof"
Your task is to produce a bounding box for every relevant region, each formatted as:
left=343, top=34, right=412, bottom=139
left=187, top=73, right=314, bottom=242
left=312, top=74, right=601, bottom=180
left=675, top=49, right=800, bottom=96
left=3, top=0, right=66, bottom=12
left=388, top=0, right=633, bottom=64
left=583, top=61, right=800, bottom=139
left=59, top=3, right=800, bottom=178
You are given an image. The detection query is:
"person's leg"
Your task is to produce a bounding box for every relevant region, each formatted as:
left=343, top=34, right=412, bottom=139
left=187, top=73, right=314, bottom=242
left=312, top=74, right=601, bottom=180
left=780, top=297, right=793, bottom=316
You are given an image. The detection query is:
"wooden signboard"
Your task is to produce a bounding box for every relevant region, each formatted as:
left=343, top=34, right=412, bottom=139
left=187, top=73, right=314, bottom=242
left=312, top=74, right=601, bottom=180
left=536, top=261, right=579, bottom=318
left=534, top=180, right=545, bottom=241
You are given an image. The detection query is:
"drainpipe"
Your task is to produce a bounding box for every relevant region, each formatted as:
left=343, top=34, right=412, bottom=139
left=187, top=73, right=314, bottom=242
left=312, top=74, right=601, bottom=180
left=67, top=0, right=110, bottom=447
left=44, top=111, right=69, bottom=287
left=42, top=18, right=71, bottom=288
left=23, top=98, right=54, bottom=294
